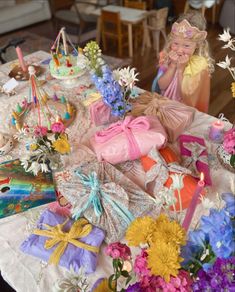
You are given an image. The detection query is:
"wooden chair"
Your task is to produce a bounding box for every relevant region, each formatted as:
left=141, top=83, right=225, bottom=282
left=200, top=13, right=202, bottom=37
left=141, top=7, right=168, bottom=57
left=184, top=0, right=217, bottom=24
left=124, top=0, right=146, bottom=10
left=101, top=10, right=128, bottom=57
left=49, top=0, right=99, bottom=43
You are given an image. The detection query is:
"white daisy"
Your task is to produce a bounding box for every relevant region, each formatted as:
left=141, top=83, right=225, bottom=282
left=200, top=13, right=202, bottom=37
left=217, top=55, right=231, bottom=69
left=200, top=195, right=215, bottom=210
left=218, top=28, right=231, bottom=43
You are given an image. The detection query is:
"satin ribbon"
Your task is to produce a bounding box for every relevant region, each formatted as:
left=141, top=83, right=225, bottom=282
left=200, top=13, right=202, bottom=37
left=145, top=147, right=191, bottom=193
left=73, top=170, right=135, bottom=225
left=82, top=93, right=101, bottom=107
left=95, top=116, right=150, bottom=160
left=182, top=142, right=208, bottom=175
left=33, top=218, right=99, bottom=265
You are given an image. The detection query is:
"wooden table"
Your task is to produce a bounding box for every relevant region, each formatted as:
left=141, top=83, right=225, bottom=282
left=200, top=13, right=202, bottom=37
left=91, top=5, right=147, bottom=58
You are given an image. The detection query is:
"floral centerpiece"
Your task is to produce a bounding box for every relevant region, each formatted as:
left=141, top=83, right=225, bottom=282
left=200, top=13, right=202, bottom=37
left=92, top=191, right=235, bottom=291
left=217, top=28, right=235, bottom=98
left=83, top=41, right=139, bottom=117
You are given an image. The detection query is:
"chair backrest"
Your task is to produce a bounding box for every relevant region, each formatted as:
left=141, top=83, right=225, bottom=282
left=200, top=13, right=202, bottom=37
left=101, top=10, right=122, bottom=36
left=49, top=0, right=75, bottom=15
left=124, top=0, right=146, bottom=10
left=146, top=7, right=168, bottom=30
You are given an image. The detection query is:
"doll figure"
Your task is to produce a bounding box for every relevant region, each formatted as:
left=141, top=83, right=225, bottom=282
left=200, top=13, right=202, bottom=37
left=152, top=12, right=214, bottom=113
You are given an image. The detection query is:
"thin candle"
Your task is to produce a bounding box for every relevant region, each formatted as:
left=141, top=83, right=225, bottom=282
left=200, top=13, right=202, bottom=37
left=61, top=28, right=68, bottom=56
left=15, top=46, right=27, bottom=72
left=182, top=172, right=205, bottom=232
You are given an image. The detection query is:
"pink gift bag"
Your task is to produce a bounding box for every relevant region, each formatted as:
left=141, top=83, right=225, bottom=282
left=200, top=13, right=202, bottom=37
left=90, top=115, right=167, bottom=164
left=179, top=134, right=212, bottom=186
left=89, top=99, right=119, bottom=126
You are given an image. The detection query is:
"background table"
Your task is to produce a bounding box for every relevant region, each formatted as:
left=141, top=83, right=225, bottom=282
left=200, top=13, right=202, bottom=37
left=91, top=5, right=147, bottom=57
left=0, top=51, right=233, bottom=292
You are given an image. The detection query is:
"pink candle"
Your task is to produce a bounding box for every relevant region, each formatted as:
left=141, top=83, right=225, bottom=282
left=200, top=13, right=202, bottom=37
left=182, top=173, right=205, bottom=232
left=15, top=46, right=27, bottom=72
left=209, top=120, right=224, bottom=142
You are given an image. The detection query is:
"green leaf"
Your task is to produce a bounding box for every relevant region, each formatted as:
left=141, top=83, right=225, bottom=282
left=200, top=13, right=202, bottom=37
left=108, top=275, right=116, bottom=291
left=126, top=276, right=132, bottom=286
left=121, top=270, right=129, bottom=277
left=230, top=154, right=235, bottom=167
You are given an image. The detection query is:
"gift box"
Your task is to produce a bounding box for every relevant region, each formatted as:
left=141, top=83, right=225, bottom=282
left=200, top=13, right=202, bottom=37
left=90, top=115, right=167, bottom=164
left=179, top=134, right=212, bottom=185
left=131, top=92, right=195, bottom=142
left=55, top=161, right=156, bottom=243
left=89, top=99, right=119, bottom=126
left=20, top=209, right=105, bottom=273
left=141, top=146, right=205, bottom=210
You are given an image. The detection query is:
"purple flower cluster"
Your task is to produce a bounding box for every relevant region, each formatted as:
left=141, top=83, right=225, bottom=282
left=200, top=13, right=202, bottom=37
left=192, top=257, right=235, bottom=291
left=91, top=65, right=131, bottom=117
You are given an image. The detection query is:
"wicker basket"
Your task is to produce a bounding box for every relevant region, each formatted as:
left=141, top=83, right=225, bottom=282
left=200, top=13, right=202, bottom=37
left=217, top=145, right=235, bottom=173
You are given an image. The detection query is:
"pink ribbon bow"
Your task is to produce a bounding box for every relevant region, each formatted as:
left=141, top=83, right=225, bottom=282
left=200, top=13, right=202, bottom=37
left=95, top=116, right=150, bottom=160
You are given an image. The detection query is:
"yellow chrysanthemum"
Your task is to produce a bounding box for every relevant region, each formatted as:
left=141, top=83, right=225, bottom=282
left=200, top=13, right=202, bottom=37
left=147, top=241, right=183, bottom=282
left=93, top=278, right=113, bottom=292
left=52, top=137, right=70, bottom=154
left=155, top=214, right=169, bottom=225
left=152, top=219, right=186, bottom=248
left=231, top=82, right=235, bottom=98
left=125, top=216, right=156, bottom=246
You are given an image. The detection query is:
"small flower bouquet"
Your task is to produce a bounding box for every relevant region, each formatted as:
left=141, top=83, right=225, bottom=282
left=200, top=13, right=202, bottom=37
left=92, top=191, right=235, bottom=291
left=217, top=28, right=235, bottom=98
left=15, top=121, right=70, bottom=175
left=83, top=41, right=139, bottom=117
left=217, top=127, right=235, bottom=173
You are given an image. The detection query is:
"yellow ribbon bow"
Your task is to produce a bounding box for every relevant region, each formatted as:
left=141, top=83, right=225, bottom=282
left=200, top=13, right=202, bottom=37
left=33, top=218, right=99, bottom=265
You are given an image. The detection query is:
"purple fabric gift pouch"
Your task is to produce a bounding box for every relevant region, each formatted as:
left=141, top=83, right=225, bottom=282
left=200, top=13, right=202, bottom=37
left=20, top=209, right=105, bottom=273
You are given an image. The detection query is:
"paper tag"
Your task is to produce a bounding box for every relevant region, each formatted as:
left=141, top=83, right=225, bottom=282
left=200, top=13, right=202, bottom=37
left=2, top=78, right=19, bottom=93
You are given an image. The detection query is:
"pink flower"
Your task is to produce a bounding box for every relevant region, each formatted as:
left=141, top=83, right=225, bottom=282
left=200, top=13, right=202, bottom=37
left=134, top=249, right=151, bottom=277
left=51, top=122, right=66, bottom=133
left=34, top=126, right=48, bottom=137
left=223, top=128, right=235, bottom=154
left=105, top=242, right=131, bottom=260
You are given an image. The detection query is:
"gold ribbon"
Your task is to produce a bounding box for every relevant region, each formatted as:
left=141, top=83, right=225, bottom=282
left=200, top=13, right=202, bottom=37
left=33, top=218, right=99, bottom=265
left=82, top=93, right=101, bottom=107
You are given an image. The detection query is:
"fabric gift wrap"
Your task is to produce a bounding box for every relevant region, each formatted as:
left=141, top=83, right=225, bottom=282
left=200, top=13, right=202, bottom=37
left=89, top=99, right=119, bottom=126
left=179, top=134, right=212, bottom=185
left=55, top=161, right=156, bottom=243
left=130, top=92, right=195, bottom=142
left=20, top=209, right=105, bottom=273
left=90, top=115, right=167, bottom=164
left=141, top=146, right=205, bottom=210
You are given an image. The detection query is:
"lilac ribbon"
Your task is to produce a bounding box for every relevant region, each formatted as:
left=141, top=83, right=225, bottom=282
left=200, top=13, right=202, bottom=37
left=95, top=116, right=150, bottom=160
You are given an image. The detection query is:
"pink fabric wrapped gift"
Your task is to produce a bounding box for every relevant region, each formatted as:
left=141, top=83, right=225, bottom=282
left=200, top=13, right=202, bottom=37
left=131, top=92, right=195, bottom=142
left=179, top=134, right=212, bottom=186
left=90, top=99, right=119, bottom=126
left=90, top=115, right=167, bottom=164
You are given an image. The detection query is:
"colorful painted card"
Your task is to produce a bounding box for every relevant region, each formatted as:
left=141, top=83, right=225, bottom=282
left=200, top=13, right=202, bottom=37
left=0, top=159, right=56, bottom=218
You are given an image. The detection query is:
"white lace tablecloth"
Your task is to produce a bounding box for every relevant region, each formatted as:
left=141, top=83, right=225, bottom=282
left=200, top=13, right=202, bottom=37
left=0, top=51, right=234, bottom=292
